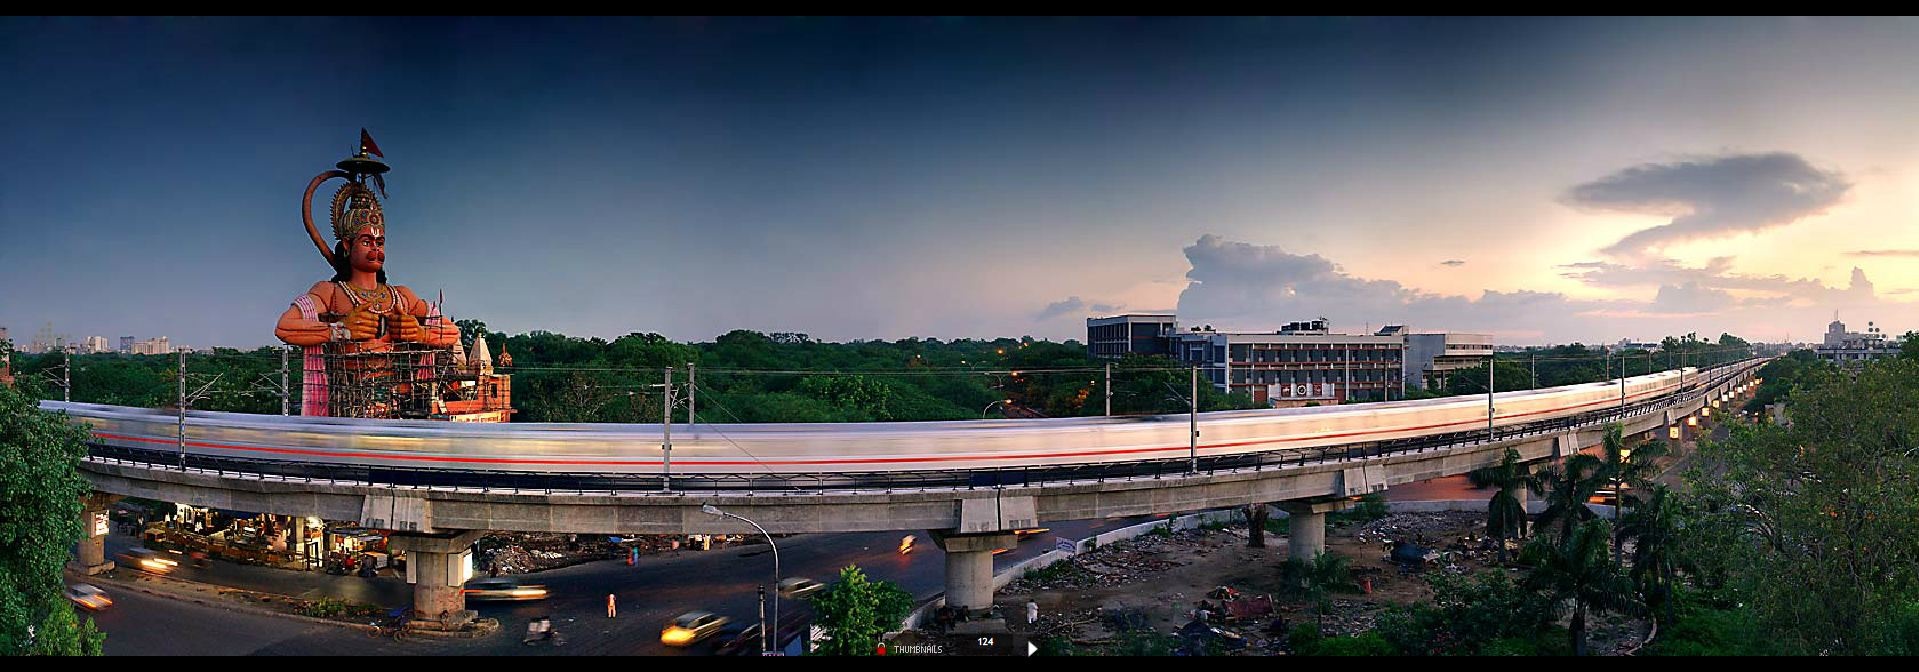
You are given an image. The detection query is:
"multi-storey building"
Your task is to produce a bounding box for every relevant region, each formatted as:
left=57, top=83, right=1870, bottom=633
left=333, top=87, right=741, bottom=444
left=1173, top=321, right=1407, bottom=405
left=131, top=337, right=171, bottom=355
left=119, top=336, right=135, bottom=354
left=1404, top=332, right=1496, bottom=390
left=1815, top=319, right=1899, bottom=365
left=84, top=336, right=110, bottom=354
left=1089, top=314, right=1492, bottom=407
left=1085, top=314, right=1178, bottom=359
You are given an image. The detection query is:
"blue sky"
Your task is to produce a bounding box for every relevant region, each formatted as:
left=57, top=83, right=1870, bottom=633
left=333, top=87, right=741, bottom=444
left=3, top=17, right=1917, bottom=348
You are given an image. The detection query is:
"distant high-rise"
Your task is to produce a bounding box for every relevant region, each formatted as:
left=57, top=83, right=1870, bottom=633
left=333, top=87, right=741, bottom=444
left=84, top=336, right=109, bottom=354
left=1816, top=319, right=1898, bottom=365
left=120, top=336, right=134, bottom=354
left=131, top=336, right=172, bottom=355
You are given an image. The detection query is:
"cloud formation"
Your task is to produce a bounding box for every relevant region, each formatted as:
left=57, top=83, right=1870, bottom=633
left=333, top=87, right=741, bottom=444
left=1650, top=281, right=1734, bottom=314
left=1176, top=234, right=1893, bottom=343
left=1176, top=234, right=1612, bottom=339
left=1562, top=152, right=1849, bottom=259
left=1034, top=296, right=1121, bottom=321
left=1440, top=259, right=1466, bottom=267
left=1846, top=249, right=1919, bottom=257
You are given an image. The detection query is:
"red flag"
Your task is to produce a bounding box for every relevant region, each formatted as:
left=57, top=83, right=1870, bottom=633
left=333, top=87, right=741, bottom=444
left=359, top=128, right=384, bottom=158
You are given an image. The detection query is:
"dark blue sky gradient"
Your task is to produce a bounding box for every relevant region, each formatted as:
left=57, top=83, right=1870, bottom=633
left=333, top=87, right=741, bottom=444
left=3, top=17, right=1914, bottom=347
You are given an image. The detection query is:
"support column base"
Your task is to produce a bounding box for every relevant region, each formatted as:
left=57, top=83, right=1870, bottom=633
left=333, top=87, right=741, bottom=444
left=66, top=560, right=115, bottom=576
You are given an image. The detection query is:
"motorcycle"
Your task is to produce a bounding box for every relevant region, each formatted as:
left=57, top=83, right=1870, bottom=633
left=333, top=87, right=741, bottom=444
left=523, top=616, right=566, bottom=646
left=899, top=535, right=915, bottom=555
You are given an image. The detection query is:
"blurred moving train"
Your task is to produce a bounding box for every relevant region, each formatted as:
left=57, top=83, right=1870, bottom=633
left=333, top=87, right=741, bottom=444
left=41, top=364, right=1753, bottom=477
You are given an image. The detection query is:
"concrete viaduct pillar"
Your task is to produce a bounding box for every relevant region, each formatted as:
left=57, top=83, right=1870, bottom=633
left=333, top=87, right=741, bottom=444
left=1280, top=499, right=1354, bottom=561
left=931, top=530, right=1017, bottom=615
left=70, top=493, right=120, bottom=575
left=386, top=530, right=486, bottom=626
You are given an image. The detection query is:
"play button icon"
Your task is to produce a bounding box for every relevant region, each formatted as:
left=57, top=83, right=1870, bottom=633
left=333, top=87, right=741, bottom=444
left=1027, top=641, right=1037, bottom=656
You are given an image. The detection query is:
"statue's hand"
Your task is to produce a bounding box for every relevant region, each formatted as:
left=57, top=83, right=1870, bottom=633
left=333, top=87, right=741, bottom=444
left=388, top=313, right=425, bottom=343
left=344, top=303, right=382, bottom=341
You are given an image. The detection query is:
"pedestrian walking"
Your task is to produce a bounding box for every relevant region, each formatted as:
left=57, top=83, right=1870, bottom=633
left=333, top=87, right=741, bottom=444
left=606, top=593, right=617, bottom=618
left=1026, top=600, right=1038, bottom=625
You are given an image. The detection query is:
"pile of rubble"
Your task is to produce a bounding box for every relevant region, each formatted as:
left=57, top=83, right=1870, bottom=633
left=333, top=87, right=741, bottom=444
left=1002, top=528, right=1210, bottom=592
left=1351, top=511, right=1484, bottom=545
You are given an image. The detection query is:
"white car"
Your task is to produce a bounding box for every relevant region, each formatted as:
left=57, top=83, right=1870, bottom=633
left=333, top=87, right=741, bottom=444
left=777, top=577, right=826, bottom=599
left=66, top=584, right=112, bottom=610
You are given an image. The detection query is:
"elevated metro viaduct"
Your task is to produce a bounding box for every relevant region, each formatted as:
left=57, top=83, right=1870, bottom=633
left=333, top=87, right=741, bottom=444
left=68, top=360, right=1762, bottom=621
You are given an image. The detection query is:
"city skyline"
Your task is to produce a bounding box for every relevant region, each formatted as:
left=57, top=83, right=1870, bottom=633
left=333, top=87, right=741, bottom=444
left=3, top=17, right=1917, bottom=348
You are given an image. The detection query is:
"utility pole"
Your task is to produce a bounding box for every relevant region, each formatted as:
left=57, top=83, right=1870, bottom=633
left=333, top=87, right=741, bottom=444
left=662, top=366, right=674, bottom=493
left=758, top=585, right=769, bottom=654
left=177, top=350, right=187, bottom=468
left=279, top=347, right=290, bottom=416
left=1530, top=352, right=1537, bottom=390
left=1487, top=355, right=1495, bottom=444
left=687, top=362, right=697, bottom=428
left=1103, top=362, right=1112, bottom=416
left=1189, top=365, right=1199, bottom=474
left=63, top=345, right=72, bottom=402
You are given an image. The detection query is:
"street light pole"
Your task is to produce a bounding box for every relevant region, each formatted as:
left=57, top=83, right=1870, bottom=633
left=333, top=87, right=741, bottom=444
left=1487, top=355, right=1495, bottom=444
left=662, top=367, right=673, bottom=493
left=1190, top=364, right=1199, bottom=473
left=280, top=347, right=289, bottom=416
left=704, top=505, right=779, bottom=654
left=1104, top=362, right=1111, bottom=416
left=177, top=349, right=187, bottom=468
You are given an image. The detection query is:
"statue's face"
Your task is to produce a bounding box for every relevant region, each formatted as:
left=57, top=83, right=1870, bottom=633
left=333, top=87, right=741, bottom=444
left=348, top=226, right=386, bottom=274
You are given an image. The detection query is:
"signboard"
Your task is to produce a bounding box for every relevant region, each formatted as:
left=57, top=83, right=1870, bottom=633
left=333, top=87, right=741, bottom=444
left=1269, top=382, right=1338, bottom=399
left=92, top=511, right=109, bottom=538
left=1054, top=537, right=1076, bottom=554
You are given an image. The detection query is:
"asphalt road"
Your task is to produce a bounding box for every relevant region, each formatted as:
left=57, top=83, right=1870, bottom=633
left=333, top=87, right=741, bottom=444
left=90, top=517, right=1147, bottom=655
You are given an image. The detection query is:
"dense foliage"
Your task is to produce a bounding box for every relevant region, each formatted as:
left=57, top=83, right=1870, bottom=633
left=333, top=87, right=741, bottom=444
left=809, top=565, right=914, bottom=656
left=0, top=382, right=106, bottom=655
left=7, top=328, right=1259, bottom=423
left=1673, top=357, right=1919, bottom=655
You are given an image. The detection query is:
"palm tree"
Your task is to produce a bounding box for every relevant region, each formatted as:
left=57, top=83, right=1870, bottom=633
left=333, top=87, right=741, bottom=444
left=1533, top=452, right=1606, bottom=542
left=1615, top=484, right=1680, bottom=628
left=1522, top=518, right=1634, bottom=656
left=1467, top=447, right=1530, bottom=562
left=1597, top=425, right=1671, bottom=552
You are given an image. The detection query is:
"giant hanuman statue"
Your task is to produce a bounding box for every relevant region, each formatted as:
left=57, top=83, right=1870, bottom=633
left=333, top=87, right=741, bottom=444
left=274, top=130, right=512, bottom=421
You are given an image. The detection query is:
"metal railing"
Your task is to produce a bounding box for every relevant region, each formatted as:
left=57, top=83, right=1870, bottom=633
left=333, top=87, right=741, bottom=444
left=81, top=359, right=1762, bottom=496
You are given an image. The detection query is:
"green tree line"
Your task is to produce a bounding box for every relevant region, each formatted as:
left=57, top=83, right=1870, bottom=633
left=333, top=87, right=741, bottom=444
left=5, top=328, right=1258, bottom=423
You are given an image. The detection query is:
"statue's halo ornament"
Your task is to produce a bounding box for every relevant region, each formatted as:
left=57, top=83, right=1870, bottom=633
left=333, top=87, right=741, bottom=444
left=303, top=128, right=392, bottom=267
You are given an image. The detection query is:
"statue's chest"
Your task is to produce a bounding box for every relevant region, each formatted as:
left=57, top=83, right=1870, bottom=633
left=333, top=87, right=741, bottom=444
left=330, top=283, right=402, bottom=314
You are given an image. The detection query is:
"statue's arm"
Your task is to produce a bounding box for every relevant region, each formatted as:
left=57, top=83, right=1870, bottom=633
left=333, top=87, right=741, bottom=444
left=276, top=284, right=340, bottom=347
left=276, top=300, right=332, bottom=346
left=398, top=286, right=461, bottom=348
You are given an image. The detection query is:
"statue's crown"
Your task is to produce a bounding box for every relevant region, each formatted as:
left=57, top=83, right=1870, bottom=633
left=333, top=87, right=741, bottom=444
left=329, top=183, right=385, bottom=242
